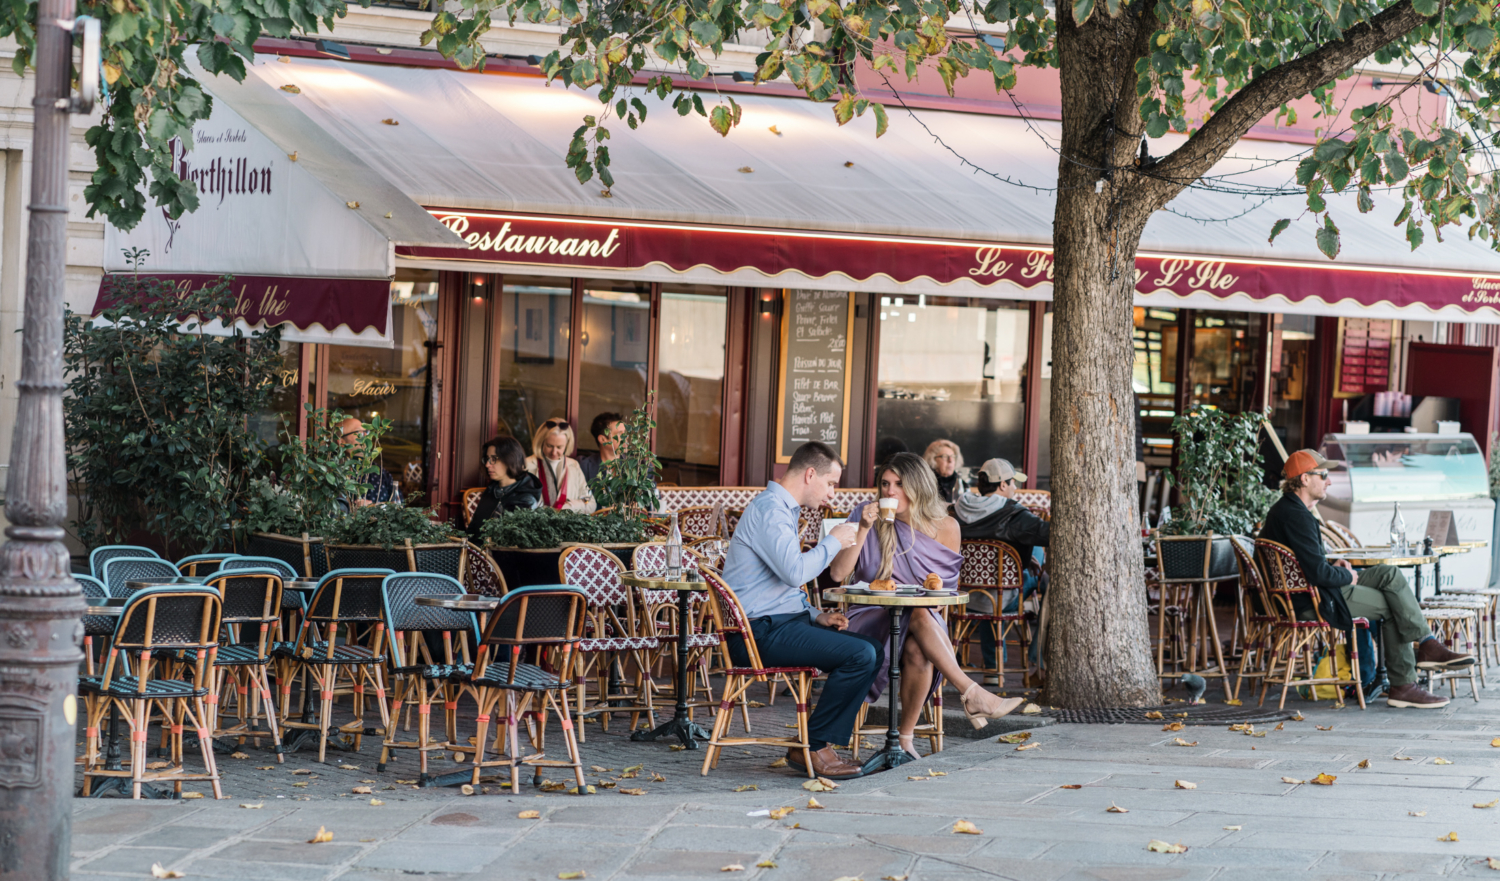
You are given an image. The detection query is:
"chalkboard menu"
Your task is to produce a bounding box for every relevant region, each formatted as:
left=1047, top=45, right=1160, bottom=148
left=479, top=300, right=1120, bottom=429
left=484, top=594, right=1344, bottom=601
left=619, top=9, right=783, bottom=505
left=775, top=290, right=856, bottom=463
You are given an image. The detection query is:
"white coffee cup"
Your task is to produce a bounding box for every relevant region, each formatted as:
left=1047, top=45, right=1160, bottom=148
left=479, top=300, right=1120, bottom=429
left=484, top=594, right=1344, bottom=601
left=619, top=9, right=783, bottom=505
left=878, top=498, right=898, bottom=521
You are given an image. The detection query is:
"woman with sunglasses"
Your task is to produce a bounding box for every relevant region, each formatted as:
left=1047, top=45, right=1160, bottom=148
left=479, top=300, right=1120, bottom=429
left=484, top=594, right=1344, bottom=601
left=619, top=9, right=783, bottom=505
left=525, top=419, right=596, bottom=513
left=463, top=436, right=542, bottom=538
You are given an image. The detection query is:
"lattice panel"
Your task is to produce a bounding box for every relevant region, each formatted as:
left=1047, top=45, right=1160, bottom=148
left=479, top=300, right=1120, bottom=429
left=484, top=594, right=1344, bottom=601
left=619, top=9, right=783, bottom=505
left=1013, top=489, right=1051, bottom=520
left=958, top=540, right=1022, bottom=590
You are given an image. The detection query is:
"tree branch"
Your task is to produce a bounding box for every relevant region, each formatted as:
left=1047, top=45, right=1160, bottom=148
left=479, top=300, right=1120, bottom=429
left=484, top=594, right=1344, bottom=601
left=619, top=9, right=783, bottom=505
left=1139, top=0, right=1429, bottom=208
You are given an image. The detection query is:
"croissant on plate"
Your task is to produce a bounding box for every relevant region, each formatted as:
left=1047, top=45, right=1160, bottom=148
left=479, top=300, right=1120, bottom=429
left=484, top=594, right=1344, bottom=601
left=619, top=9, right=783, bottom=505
left=923, top=572, right=943, bottom=591
left=870, top=578, right=895, bottom=592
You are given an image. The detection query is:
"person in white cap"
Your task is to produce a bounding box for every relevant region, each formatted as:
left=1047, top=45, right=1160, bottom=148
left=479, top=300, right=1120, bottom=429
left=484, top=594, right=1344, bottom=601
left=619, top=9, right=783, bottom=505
left=953, top=458, right=1050, bottom=684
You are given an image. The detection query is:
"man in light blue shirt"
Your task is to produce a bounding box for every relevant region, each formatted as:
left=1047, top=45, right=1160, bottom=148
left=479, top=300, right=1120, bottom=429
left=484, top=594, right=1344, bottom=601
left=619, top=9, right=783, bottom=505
left=723, top=442, right=878, bottom=779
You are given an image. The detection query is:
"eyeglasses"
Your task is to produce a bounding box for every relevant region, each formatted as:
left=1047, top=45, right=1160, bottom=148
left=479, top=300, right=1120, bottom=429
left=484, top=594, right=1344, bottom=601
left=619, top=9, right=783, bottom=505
left=341, top=430, right=367, bottom=440
left=483, top=455, right=504, bottom=465
left=1310, top=470, right=1330, bottom=480
left=543, top=419, right=570, bottom=430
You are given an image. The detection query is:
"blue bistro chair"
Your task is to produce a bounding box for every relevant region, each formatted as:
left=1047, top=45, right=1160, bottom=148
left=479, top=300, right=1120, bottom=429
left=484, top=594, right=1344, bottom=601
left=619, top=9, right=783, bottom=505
left=221, top=556, right=299, bottom=580
left=204, top=567, right=287, bottom=762
left=100, top=556, right=180, bottom=597
left=176, top=554, right=233, bottom=579
left=90, top=545, right=160, bottom=580
left=77, top=574, right=112, bottom=676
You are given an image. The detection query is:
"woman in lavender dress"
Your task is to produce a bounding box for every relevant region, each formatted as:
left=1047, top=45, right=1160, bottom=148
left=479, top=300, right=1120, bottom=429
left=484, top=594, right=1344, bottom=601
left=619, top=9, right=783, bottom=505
left=830, top=453, right=1022, bottom=758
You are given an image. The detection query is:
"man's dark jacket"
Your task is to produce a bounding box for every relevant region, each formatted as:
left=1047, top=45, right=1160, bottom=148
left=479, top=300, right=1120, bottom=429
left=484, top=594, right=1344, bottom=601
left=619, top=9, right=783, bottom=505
left=955, top=494, right=1050, bottom=564
left=1256, top=492, right=1353, bottom=629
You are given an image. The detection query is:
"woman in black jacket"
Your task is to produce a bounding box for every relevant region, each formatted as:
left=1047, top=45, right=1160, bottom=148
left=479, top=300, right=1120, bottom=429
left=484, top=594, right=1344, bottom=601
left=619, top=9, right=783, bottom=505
left=463, top=436, right=541, bottom=538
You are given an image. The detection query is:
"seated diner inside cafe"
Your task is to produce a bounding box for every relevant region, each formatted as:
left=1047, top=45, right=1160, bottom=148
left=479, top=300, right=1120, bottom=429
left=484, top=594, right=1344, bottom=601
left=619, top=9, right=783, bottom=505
left=461, top=435, right=541, bottom=538
left=525, top=418, right=596, bottom=513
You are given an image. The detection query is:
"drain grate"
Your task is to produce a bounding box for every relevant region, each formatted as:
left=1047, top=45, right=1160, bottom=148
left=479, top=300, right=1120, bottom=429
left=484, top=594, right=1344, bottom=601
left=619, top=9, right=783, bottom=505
left=1039, top=704, right=1302, bottom=726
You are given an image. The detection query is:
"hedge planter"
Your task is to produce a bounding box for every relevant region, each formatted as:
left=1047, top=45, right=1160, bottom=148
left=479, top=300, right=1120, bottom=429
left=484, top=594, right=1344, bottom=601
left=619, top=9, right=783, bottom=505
left=489, top=547, right=566, bottom=590
left=246, top=532, right=328, bottom=579
left=1157, top=534, right=1238, bottom=582
left=324, top=540, right=468, bottom=579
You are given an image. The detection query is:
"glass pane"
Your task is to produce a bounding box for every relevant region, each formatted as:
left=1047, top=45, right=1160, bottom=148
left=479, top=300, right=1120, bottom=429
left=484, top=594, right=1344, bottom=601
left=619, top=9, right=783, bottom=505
left=1322, top=434, right=1489, bottom=503
left=875, top=296, right=1030, bottom=489
left=578, top=280, right=650, bottom=455
left=249, top=340, right=301, bottom=449
left=657, top=284, right=727, bottom=486
left=498, top=276, right=572, bottom=445
left=325, top=269, right=439, bottom=500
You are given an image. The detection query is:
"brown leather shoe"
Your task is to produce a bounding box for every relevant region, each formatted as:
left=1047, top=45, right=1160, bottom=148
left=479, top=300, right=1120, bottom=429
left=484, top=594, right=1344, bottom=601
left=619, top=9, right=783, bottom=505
left=1416, top=638, right=1476, bottom=670
left=1386, top=682, right=1450, bottom=709
left=786, top=746, right=863, bottom=779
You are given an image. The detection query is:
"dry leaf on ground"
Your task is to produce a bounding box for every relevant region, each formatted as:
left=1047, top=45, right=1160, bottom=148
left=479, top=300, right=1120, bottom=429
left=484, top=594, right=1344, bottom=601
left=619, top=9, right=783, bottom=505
left=1475, top=799, right=1500, bottom=809
left=369, top=799, right=384, bottom=806
left=1409, top=811, right=1427, bottom=817
left=1173, top=738, right=1198, bottom=747
left=308, top=827, right=334, bottom=844
left=1147, top=840, right=1187, bottom=854
left=256, top=766, right=274, bottom=771
left=883, top=876, right=909, bottom=881
left=352, top=786, right=372, bottom=795
left=1162, top=722, right=1184, bottom=732
left=1015, top=742, right=1040, bottom=752
left=803, top=777, right=839, bottom=792
left=519, top=810, right=542, bottom=819
left=280, top=84, right=301, bottom=93
left=151, top=864, right=185, bottom=879
left=558, top=873, right=586, bottom=880
left=1488, top=857, right=1500, bottom=869
left=240, top=803, right=263, bottom=809
left=952, top=819, right=983, bottom=834
left=1223, top=825, right=1241, bottom=831
left=338, top=764, right=359, bottom=770
left=651, top=773, right=666, bottom=783
left=619, top=788, right=647, bottom=796
left=807, top=797, right=825, bottom=808
left=230, top=752, right=250, bottom=760
left=734, top=784, right=759, bottom=792
left=1492, top=738, right=1500, bottom=748
left=396, top=779, right=417, bottom=784
left=146, top=761, right=172, bottom=770
left=769, top=807, right=794, bottom=820
left=720, top=865, right=745, bottom=872
left=1311, top=773, right=1337, bottom=786
left=1021, top=703, right=1042, bottom=715
left=460, top=785, right=475, bottom=796
left=567, top=786, right=598, bottom=795
left=1357, top=759, right=1370, bottom=769
left=589, top=766, right=613, bottom=773
left=181, top=792, right=204, bottom=799
left=907, top=776, right=929, bottom=781
left=1144, top=711, right=1164, bottom=720
left=669, top=745, right=687, bottom=752
left=291, top=783, right=309, bottom=788
left=1440, top=832, right=1460, bottom=842
left=1274, top=722, right=1285, bottom=731
left=1316, top=725, right=1333, bottom=731
left=747, top=701, right=766, bottom=708
left=1223, top=699, right=1243, bottom=706
left=1434, top=758, right=1454, bottom=765
left=756, top=862, right=777, bottom=869
left=1394, top=756, right=1414, bottom=761
left=1175, top=780, right=1197, bottom=790
left=1060, top=784, right=1083, bottom=790
left=1282, top=777, right=1305, bottom=784
left=928, top=769, right=947, bottom=777
left=1290, top=713, right=1305, bottom=721
left=998, top=732, right=1031, bottom=744
left=1107, top=803, right=1129, bottom=813
left=539, top=781, right=568, bottom=792
left=291, top=769, right=312, bottom=775
left=769, top=758, right=788, bottom=768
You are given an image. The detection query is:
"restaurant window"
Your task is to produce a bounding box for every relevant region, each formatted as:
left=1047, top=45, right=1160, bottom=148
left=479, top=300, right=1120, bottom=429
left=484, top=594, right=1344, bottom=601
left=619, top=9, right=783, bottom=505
left=875, top=296, right=1031, bottom=485
left=578, top=280, right=650, bottom=455
left=324, top=269, right=438, bottom=499
left=1134, top=308, right=1178, bottom=466
left=249, top=340, right=302, bottom=449
left=497, top=276, right=572, bottom=448
left=656, top=284, right=727, bottom=485
left=1267, top=313, right=1315, bottom=456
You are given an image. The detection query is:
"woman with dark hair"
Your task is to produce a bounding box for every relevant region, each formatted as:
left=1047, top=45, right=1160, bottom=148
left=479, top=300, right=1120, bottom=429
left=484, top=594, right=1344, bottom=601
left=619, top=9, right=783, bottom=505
left=829, top=452, right=1022, bottom=758
left=463, top=436, right=542, bottom=538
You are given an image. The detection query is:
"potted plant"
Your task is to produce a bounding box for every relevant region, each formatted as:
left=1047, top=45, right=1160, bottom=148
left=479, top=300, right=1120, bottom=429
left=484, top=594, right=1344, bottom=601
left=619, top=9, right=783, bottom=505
left=1159, top=405, right=1277, bottom=580
left=323, top=498, right=469, bottom=577
left=480, top=507, right=649, bottom=585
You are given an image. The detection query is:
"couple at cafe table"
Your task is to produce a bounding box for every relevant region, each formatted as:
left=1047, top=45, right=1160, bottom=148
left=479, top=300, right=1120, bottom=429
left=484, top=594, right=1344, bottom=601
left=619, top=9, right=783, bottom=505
left=724, top=442, right=1023, bottom=779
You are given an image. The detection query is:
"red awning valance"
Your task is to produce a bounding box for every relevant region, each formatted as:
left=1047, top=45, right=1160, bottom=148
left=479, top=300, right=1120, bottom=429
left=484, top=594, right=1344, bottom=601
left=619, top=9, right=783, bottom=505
left=93, top=274, right=391, bottom=337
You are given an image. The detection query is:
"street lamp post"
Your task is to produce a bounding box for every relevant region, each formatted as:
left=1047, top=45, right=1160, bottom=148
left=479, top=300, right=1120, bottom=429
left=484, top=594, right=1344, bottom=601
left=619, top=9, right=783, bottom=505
left=0, top=1, right=95, bottom=877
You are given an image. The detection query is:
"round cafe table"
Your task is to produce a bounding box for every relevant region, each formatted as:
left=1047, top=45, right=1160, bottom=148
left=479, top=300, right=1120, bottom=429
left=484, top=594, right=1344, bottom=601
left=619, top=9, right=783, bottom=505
left=1326, top=548, right=1439, bottom=600
left=623, top=570, right=711, bottom=749
left=823, top=587, right=968, bottom=776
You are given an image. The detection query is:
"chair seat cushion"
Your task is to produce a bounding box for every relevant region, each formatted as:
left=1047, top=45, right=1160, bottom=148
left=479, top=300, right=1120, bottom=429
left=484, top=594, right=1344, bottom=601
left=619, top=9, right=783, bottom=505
left=392, top=663, right=475, bottom=682
left=79, top=675, right=207, bottom=699
left=579, top=636, right=659, bottom=652
left=723, top=666, right=819, bottom=676
left=214, top=644, right=270, bottom=666
left=655, top=633, right=722, bottom=648
left=285, top=642, right=385, bottom=665
left=472, top=661, right=566, bottom=691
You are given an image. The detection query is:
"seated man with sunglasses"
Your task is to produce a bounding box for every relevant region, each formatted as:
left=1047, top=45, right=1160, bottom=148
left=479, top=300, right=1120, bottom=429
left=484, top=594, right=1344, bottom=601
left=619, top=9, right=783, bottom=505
left=1258, top=449, right=1473, bottom=709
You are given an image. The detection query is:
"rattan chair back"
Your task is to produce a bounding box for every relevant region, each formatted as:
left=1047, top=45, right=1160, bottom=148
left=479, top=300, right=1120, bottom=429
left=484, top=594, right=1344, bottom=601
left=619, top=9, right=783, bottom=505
left=222, top=555, right=299, bottom=580
left=101, top=556, right=181, bottom=596
left=958, top=539, right=1024, bottom=591
left=675, top=506, right=719, bottom=539
left=701, top=569, right=764, bottom=670
left=90, top=545, right=159, bottom=580
left=1254, top=538, right=1322, bottom=624
left=176, top=554, right=231, bottom=578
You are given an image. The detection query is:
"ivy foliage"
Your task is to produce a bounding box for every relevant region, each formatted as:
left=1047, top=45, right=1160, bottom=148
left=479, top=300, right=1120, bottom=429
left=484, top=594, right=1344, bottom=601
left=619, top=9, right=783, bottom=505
left=239, top=405, right=390, bottom=538
left=62, top=269, right=283, bottom=555
left=1162, top=405, right=1278, bottom=536
left=479, top=507, right=648, bottom=549
left=323, top=495, right=462, bottom=550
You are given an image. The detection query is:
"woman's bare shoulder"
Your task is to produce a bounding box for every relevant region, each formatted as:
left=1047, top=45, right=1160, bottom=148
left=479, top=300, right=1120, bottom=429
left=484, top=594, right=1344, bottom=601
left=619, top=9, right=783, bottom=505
left=935, top=515, right=961, bottom=548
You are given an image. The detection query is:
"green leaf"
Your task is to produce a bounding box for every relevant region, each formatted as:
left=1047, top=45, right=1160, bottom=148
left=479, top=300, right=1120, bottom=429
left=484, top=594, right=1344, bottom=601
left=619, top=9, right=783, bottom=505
left=1316, top=214, right=1341, bottom=259
left=1466, top=25, right=1496, bottom=52
left=689, top=20, right=721, bottom=45
left=1411, top=0, right=1440, bottom=14
left=1072, top=0, right=1095, bottom=24
left=1406, top=219, right=1424, bottom=250
left=709, top=104, right=733, bottom=136
left=1307, top=191, right=1326, bottom=213
left=872, top=103, right=889, bottom=138
left=1267, top=218, right=1291, bottom=244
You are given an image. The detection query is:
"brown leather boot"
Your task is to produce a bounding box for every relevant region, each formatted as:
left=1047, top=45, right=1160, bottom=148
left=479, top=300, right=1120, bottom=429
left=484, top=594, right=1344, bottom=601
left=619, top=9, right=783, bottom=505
left=786, top=746, right=863, bottom=779
left=1416, top=638, right=1476, bottom=669
left=1386, top=682, right=1450, bottom=708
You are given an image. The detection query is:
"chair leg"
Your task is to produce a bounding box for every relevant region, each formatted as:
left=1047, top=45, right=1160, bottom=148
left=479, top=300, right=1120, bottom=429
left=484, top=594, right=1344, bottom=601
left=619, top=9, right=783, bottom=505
left=507, top=692, right=524, bottom=794
left=553, top=690, right=586, bottom=789
left=317, top=665, right=334, bottom=764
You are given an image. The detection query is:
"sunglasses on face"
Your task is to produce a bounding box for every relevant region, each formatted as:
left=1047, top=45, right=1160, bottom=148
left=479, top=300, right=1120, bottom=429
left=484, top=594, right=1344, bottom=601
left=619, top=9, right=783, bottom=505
left=1310, top=470, right=1330, bottom=480
left=543, top=419, right=570, bottom=430
left=341, top=430, right=367, bottom=440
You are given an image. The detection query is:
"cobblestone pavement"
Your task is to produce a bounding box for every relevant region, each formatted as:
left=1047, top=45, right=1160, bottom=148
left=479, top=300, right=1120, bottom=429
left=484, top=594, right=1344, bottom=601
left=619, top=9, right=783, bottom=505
left=69, top=675, right=1500, bottom=880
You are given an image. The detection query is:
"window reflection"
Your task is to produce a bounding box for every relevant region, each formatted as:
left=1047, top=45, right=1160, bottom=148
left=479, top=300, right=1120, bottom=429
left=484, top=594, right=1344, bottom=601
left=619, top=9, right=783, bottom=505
left=498, top=276, right=572, bottom=443
left=579, top=280, right=650, bottom=455
left=657, top=285, right=727, bottom=486
left=249, top=340, right=301, bottom=449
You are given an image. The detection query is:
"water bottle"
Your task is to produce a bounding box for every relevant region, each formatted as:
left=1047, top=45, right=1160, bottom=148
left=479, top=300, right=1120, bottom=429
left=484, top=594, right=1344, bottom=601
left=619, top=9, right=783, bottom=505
left=1389, top=503, right=1406, bottom=554
left=1141, top=510, right=1151, bottom=537
left=666, top=511, right=683, bottom=581
left=1160, top=506, right=1172, bottom=529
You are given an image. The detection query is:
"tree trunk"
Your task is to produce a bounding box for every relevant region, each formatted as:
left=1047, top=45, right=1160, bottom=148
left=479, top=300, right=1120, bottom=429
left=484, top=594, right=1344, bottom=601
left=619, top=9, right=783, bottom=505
left=1040, top=7, right=1161, bottom=708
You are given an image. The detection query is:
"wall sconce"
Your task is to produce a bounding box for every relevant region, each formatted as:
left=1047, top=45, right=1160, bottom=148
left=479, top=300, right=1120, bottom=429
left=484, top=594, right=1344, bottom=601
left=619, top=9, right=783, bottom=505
left=760, top=293, right=779, bottom=318
left=580, top=330, right=591, bottom=347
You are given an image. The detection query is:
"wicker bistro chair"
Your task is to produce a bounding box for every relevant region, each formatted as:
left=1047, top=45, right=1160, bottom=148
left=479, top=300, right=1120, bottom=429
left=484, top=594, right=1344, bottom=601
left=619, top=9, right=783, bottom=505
left=950, top=539, right=1033, bottom=688
left=276, top=568, right=395, bottom=763
left=462, top=585, right=589, bottom=793
left=559, top=545, right=660, bottom=740
left=1230, top=537, right=1278, bottom=698
left=378, top=573, right=482, bottom=780
left=1153, top=533, right=1236, bottom=697
left=176, top=554, right=231, bottom=578
left=222, top=556, right=300, bottom=579
left=723, top=508, right=744, bottom=539
left=80, top=586, right=225, bottom=799
left=90, top=545, right=160, bottom=580
left=78, top=575, right=113, bottom=677
left=676, top=506, right=721, bottom=540
left=1253, top=539, right=1368, bottom=710
left=101, top=556, right=181, bottom=596
left=1441, top=585, right=1500, bottom=666
left=203, top=568, right=287, bottom=760
left=1418, top=599, right=1484, bottom=700
left=698, top=569, right=816, bottom=778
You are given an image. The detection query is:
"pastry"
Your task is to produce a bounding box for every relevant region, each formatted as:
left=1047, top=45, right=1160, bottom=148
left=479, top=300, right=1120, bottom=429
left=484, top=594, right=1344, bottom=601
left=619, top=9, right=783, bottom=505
left=870, top=578, right=895, bottom=592
left=923, top=572, right=943, bottom=591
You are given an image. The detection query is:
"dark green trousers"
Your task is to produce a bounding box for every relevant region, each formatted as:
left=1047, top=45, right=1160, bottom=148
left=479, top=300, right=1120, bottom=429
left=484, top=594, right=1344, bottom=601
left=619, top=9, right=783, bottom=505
left=1339, top=564, right=1432, bottom=687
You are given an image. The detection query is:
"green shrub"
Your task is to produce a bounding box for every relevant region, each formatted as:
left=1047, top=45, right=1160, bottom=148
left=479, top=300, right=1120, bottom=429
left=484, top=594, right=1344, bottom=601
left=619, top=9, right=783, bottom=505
left=1163, top=405, right=1277, bottom=537
left=242, top=405, right=391, bottom=537
left=480, top=507, right=647, bottom=549
left=323, top=498, right=461, bottom=550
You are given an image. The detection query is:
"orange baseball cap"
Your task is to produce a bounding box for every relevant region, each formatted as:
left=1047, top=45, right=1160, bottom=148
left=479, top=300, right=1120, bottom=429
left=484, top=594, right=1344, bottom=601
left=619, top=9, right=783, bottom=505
left=1283, top=449, right=1336, bottom=479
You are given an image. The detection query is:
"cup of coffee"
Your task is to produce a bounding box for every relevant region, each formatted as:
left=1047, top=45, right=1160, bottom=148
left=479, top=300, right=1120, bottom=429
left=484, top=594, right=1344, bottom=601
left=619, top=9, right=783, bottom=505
left=878, top=498, right=898, bottom=522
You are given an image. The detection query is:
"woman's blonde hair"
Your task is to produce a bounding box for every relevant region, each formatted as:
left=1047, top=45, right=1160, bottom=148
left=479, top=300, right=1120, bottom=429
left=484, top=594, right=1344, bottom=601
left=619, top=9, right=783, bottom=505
left=531, top=419, right=576, bottom=459
left=923, top=439, right=964, bottom=472
left=873, top=452, right=950, bottom=581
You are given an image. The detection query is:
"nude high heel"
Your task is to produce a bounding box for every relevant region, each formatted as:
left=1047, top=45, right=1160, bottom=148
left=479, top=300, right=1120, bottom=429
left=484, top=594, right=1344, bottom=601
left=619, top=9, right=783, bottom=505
left=960, top=684, right=1025, bottom=729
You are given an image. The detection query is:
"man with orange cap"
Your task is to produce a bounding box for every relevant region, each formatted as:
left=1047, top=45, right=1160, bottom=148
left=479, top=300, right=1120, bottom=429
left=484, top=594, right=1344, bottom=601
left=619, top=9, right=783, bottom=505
left=1258, top=449, right=1473, bottom=708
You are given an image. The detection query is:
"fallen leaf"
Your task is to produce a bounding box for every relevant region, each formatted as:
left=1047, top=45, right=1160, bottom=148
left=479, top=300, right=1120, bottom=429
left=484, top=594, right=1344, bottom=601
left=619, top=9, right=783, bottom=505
left=308, top=826, right=334, bottom=844
left=952, top=819, right=983, bottom=834
left=906, top=776, right=929, bottom=781
left=1060, top=784, right=1083, bottom=790
left=806, top=797, right=825, bottom=809
left=352, top=786, right=372, bottom=795
left=623, top=764, right=643, bottom=776
left=1021, top=703, right=1042, bottom=715
left=1173, top=738, right=1198, bottom=747
left=997, top=732, right=1031, bottom=744
left=291, top=769, right=312, bottom=775
left=734, top=784, right=759, bottom=792
left=1274, top=723, right=1284, bottom=731
left=669, top=744, right=687, bottom=751
left=1440, top=831, right=1459, bottom=842
left=769, top=806, right=794, bottom=820
left=738, top=166, right=754, bottom=173
left=1174, top=712, right=1188, bottom=718
left=519, top=810, right=542, bottom=819
left=369, top=799, right=384, bottom=806
left=1251, top=731, right=1267, bottom=738
left=1435, top=758, right=1454, bottom=765
left=1489, top=857, right=1500, bottom=869
left=783, top=723, right=800, bottom=729
left=256, top=766, right=274, bottom=770
left=1145, top=711, right=1164, bottom=720
left=1016, top=743, right=1040, bottom=752
left=1357, top=760, right=1370, bottom=769
left=769, top=758, right=788, bottom=769
left=1223, top=699, right=1243, bottom=706
left=1316, top=725, right=1333, bottom=731
left=1476, top=799, right=1500, bottom=809
left=240, top=803, right=263, bottom=809
left=803, top=777, right=839, bottom=792
left=1409, top=811, right=1427, bottom=817
left=1395, top=756, right=1414, bottom=761
left=539, top=781, right=568, bottom=792
left=619, top=788, right=647, bottom=796
left=558, top=873, right=586, bottom=880
left=292, top=782, right=309, bottom=788
left=1147, top=839, right=1187, bottom=853
left=928, top=769, right=947, bottom=777
left=1223, top=825, right=1242, bottom=831
left=151, top=864, right=185, bottom=879
left=230, top=751, right=250, bottom=760
left=1162, top=722, right=1184, bottom=732
left=381, top=118, right=400, bottom=125
left=1492, top=738, right=1500, bottom=747
left=567, top=785, right=598, bottom=795
left=882, top=876, right=909, bottom=881
left=1282, top=777, right=1305, bottom=784
left=1107, top=803, right=1130, bottom=813
left=1175, top=780, right=1197, bottom=790
left=1311, top=773, right=1337, bottom=785
left=589, top=766, right=614, bottom=773
left=597, top=781, right=616, bottom=789
left=1290, top=713, right=1304, bottom=721
left=460, top=785, right=475, bottom=796
left=181, top=792, right=204, bottom=799
left=287, top=152, right=298, bottom=162
left=280, top=84, right=301, bottom=94
left=720, top=865, right=744, bottom=872
left=346, top=201, right=360, bottom=209
left=1229, top=723, right=1250, bottom=731
left=747, top=701, right=766, bottom=708
left=146, top=761, right=172, bottom=770
left=651, top=773, right=666, bottom=783
left=396, top=779, right=417, bottom=784
left=756, top=862, right=777, bottom=869
left=338, top=764, right=359, bottom=770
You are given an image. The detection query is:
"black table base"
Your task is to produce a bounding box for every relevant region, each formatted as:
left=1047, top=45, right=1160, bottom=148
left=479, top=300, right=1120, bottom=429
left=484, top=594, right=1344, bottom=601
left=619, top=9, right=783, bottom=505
left=632, top=587, right=709, bottom=748
left=858, top=605, right=916, bottom=777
